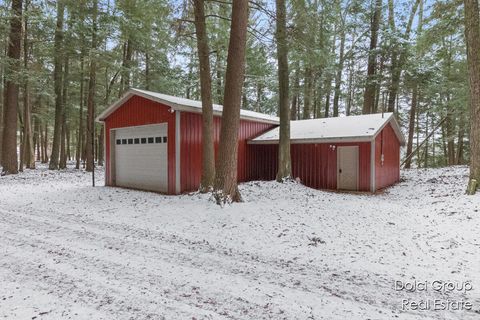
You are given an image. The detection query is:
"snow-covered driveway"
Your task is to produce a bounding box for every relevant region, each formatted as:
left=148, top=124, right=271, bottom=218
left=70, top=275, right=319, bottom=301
left=0, top=165, right=479, bottom=319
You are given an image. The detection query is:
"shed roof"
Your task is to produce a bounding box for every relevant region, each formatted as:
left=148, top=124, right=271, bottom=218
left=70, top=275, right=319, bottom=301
left=96, top=88, right=279, bottom=125
left=249, top=113, right=406, bottom=145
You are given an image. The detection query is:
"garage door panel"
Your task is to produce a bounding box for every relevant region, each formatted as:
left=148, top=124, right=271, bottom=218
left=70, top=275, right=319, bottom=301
left=113, top=124, right=168, bottom=193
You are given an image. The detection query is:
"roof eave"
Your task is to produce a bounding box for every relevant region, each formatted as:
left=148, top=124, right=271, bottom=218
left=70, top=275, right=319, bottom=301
left=248, top=136, right=374, bottom=145
left=96, top=88, right=279, bottom=125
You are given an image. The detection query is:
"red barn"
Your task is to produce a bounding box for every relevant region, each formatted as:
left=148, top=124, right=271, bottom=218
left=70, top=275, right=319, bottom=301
left=96, top=88, right=278, bottom=194
left=248, top=113, right=405, bottom=192
left=97, top=89, right=405, bottom=194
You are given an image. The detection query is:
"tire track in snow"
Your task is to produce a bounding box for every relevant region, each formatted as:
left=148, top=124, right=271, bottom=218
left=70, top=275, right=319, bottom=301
left=1, top=243, right=221, bottom=320
left=0, top=213, right=320, bottom=319
left=0, top=207, right=463, bottom=320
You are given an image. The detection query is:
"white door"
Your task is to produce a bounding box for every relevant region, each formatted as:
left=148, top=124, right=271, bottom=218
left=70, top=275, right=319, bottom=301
left=113, top=123, right=168, bottom=192
left=337, top=146, right=359, bottom=191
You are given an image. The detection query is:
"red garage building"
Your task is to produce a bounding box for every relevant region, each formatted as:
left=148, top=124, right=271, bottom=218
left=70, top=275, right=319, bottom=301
left=97, top=89, right=405, bottom=194
left=96, top=88, right=278, bottom=194
left=248, top=113, right=405, bottom=192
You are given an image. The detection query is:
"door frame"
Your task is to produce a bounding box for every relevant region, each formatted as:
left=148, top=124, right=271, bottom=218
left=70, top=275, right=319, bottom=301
left=336, top=145, right=359, bottom=191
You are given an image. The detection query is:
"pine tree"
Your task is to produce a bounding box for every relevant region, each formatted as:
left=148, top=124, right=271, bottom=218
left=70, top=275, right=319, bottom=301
left=213, top=0, right=249, bottom=204
left=464, top=0, right=480, bottom=193
left=1, top=0, right=23, bottom=175
left=275, top=0, right=291, bottom=182
left=193, top=0, right=215, bottom=192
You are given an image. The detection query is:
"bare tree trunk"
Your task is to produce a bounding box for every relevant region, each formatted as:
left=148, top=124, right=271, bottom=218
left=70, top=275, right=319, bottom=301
left=362, top=0, right=382, bottom=115
left=34, top=116, right=40, bottom=161
left=0, top=54, right=4, bottom=165
left=97, top=127, right=104, bottom=166
left=193, top=0, right=216, bottom=192
left=119, top=39, right=133, bottom=97
left=215, top=48, right=223, bottom=105
left=76, top=59, right=85, bottom=169
left=290, top=65, right=299, bottom=120
left=303, top=67, right=313, bottom=119
left=43, top=123, right=48, bottom=163
left=456, top=113, right=465, bottom=164
left=39, top=122, right=44, bottom=162
left=387, top=0, right=422, bottom=112
left=60, top=54, right=69, bottom=169
left=22, top=0, right=34, bottom=169
left=323, top=75, right=332, bottom=118
left=66, top=125, right=71, bottom=161
left=86, top=0, right=98, bottom=172
left=424, top=113, right=429, bottom=167
left=445, top=112, right=456, bottom=165
left=333, top=29, right=345, bottom=117
left=346, top=55, right=355, bottom=116
left=275, top=0, right=291, bottom=181
left=145, top=52, right=150, bottom=90
left=49, top=0, right=64, bottom=170
left=404, top=86, right=417, bottom=168
left=213, top=0, right=249, bottom=204
left=1, top=0, right=23, bottom=174
left=19, top=128, right=23, bottom=172
left=464, top=0, right=480, bottom=193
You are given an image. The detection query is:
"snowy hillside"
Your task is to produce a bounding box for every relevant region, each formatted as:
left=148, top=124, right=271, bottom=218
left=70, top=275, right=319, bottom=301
left=0, top=164, right=479, bottom=319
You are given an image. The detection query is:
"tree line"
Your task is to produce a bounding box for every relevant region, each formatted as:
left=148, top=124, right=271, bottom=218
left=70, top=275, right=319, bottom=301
left=0, top=0, right=479, bottom=199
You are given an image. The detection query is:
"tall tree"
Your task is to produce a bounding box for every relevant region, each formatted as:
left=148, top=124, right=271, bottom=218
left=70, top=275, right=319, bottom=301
left=275, top=0, right=291, bottom=181
left=386, top=0, right=421, bottom=112
left=21, top=0, right=34, bottom=170
left=213, top=0, right=249, bottom=203
left=193, top=0, right=215, bottom=192
left=464, top=0, right=480, bottom=193
left=49, top=0, right=65, bottom=170
left=86, top=0, right=98, bottom=172
left=1, top=0, right=23, bottom=174
left=362, top=0, right=382, bottom=114
left=332, top=6, right=346, bottom=118
left=404, top=0, right=424, bottom=169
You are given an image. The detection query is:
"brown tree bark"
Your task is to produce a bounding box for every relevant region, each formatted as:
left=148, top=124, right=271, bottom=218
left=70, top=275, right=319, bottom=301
left=362, top=0, right=382, bottom=114
left=290, top=65, right=299, bottom=120
left=22, top=0, right=34, bottom=169
left=86, top=0, right=98, bottom=172
left=43, top=123, right=48, bottom=163
left=193, top=0, right=215, bottom=192
left=76, top=67, right=84, bottom=169
left=386, top=0, right=422, bottom=112
left=213, top=0, right=249, bottom=204
left=1, top=0, right=23, bottom=174
left=464, top=0, right=480, bottom=193
left=34, top=116, right=40, bottom=161
left=119, top=39, right=133, bottom=97
left=456, top=113, right=465, bottom=165
left=404, top=86, right=417, bottom=169
left=303, top=67, right=313, bottom=119
left=275, top=0, right=291, bottom=181
left=333, top=27, right=345, bottom=117
left=60, top=55, right=69, bottom=169
left=97, top=127, right=104, bottom=166
left=49, top=0, right=65, bottom=170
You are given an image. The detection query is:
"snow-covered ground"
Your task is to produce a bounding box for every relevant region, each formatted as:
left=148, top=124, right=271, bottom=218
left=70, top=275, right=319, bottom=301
left=0, top=164, right=479, bottom=320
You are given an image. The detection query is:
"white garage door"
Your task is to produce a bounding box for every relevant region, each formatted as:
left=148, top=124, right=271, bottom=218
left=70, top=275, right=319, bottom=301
left=114, top=123, right=168, bottom=193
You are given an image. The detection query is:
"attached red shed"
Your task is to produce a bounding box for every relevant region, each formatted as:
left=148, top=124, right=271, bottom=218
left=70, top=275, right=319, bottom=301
left=96, top=88, right=278, bottom=194
left=248, top=113, right=405, bottom=192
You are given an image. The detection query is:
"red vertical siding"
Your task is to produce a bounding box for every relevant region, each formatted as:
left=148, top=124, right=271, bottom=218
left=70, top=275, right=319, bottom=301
left=179, top=112, right=275, bottom=193
left=249, top=142, right=371, bottom=191
left=375, top=123, right=401, bottom=189
left=103, top=96, right=177, bottom=194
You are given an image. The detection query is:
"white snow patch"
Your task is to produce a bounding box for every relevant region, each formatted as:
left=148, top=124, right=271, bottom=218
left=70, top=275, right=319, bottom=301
left=0, top=164, right=479, bottom=319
